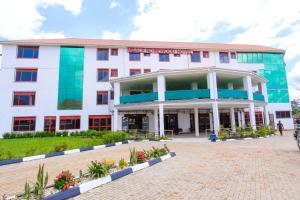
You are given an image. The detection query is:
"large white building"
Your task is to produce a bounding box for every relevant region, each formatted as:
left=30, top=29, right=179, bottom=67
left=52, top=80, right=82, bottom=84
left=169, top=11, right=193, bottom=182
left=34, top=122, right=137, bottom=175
left=0, top=38, right=293, bottom=137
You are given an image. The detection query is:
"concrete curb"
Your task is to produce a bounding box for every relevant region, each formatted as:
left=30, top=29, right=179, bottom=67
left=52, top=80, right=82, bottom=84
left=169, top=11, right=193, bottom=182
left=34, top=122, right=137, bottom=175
left=43, top=152, right=176, bottom=200
left=0, top=140, right=133, bottom=167
left=213, top=134, right=276, bottom=142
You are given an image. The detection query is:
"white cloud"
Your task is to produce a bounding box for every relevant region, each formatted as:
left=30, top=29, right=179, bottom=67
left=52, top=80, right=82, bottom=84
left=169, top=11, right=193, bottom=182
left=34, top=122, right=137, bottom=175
left=101, top=31, right=122, bottom=40
left=288, top=61, right=300, bottom=99
left=130, top=0, right=300, bottom=59
left=109, top=0, right=120, bottom=9
left=0, top=0, right=84, bottom=39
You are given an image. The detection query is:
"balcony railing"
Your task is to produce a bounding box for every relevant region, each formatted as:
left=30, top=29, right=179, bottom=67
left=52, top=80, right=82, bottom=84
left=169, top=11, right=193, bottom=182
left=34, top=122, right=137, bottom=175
left=165, top=89, right=210, bottom=100
left=120, top=92, right=158, bottom=104
left=217, top=89, right=248, bottom=99
left=253, top=93, right=265, bottom=101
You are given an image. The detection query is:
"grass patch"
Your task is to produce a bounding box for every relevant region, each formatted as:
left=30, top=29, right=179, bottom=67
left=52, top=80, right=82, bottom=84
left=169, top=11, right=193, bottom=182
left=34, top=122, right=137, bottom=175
left=0, top=137, right=105, bottom=161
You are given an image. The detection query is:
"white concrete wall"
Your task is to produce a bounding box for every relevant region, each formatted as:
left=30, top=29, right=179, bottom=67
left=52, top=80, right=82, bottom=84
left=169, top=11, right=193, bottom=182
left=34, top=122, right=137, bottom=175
left=268, top=103, right=294, bottom=130
left=178, top=112, right=190, bottom=132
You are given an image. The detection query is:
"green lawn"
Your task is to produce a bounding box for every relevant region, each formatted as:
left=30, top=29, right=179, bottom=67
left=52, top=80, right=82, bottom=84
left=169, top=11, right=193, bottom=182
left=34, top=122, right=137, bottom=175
left=0, top=137, right=105, bottom=161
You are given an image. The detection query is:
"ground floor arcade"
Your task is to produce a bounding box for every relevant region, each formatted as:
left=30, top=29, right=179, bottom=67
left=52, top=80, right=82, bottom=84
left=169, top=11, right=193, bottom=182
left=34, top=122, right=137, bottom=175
left=113, top=100, right=270, bottom=136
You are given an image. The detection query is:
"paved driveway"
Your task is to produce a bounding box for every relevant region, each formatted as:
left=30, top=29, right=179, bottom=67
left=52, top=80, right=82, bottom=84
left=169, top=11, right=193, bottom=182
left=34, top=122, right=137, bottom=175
left=1, top=132, right=300, bottom=200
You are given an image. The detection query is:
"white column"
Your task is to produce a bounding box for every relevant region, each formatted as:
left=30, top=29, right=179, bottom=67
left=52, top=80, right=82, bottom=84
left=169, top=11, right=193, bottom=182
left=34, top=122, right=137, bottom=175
left=237, top=111, right=242, bottom=127
left=153, top=82, right=158, bottom=92
left=159, top=104, right=164, bottom=136
left=157, top=75, right=166, bottom=102
left=207, top=72, right=218, bottom=99
left=212, top=102, right=220, bottom=135
left=261, top=82, right=268, bottom=102
left=191, top=82, right=198, bottom=90
left=241, top=111, right=246, bottom=128
left=194, top=108, right=199, bottom=136
left=228, top=83, right=234, bottom=90
left=230, top=108, right=236, bottom=132
left=114, top=82, right=120, bottom=105
left=113, top=108, right=119, bottom=131
left=154, top=108, right=159, bottom=136
left=209, top=112, right=213, bottom=131
left=249, top=103, right=256, bottom=130
left=264, top=106, right=270, bottom=127
left=243, top=76, right=253, bottom=100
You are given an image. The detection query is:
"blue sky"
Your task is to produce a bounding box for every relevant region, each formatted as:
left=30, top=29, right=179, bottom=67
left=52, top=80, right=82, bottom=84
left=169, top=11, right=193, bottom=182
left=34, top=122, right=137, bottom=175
left=0, top=0, right=299, bottom=99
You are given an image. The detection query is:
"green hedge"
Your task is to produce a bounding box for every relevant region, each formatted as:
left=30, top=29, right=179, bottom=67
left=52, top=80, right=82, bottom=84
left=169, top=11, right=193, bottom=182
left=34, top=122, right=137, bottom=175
left=2, top=130, right=127, bottom=140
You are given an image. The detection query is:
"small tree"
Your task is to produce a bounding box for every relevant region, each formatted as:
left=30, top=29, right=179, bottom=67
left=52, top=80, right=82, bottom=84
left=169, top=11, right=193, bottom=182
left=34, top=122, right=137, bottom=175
left=34, top=164, right=48, bottom=199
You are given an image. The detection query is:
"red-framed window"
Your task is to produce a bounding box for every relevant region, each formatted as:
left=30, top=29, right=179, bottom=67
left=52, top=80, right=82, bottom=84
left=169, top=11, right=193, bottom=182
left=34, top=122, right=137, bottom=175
left=191, top=51, right=201, bottom=62
left=129, top=52, right=141, bottom=61
left=130, top=69, right=141, bottom=76
left=13, top=117, right=36, bottom=132
left=44, top=116, right=56, bottom=132
left=59, top=116, right=80, bottom=130
left=203, top=51, right=209, bottom=58
left=17, top=46, right=39, bottom=59
left=13, top=92, right=35, bottom=106
left=244, top=112, right=264, bottom=126
left=144, top=69, right=151, bottom=73
left=15, top=69, right=37, bottom=82
left=230, top=52, right=236, bottom=59
left=89, top=115, right=111, bottom=131
left=110, top=69, right=118, bottom=77
left=276, top=111, right=291, bottom=118
left=159, top=53, right=169, bottom=62
left=219, top=52, right=229, bottom=63
left=97, top=48, right=109, bottom=60
left=97, top=91, right=108, bottom=105
left=111, top=48, right=118, bottom=56
left=97, top=69, right=109, bottom=81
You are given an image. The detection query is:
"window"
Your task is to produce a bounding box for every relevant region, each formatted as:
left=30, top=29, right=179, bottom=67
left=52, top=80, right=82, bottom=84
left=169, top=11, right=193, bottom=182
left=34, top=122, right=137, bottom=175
left=89, top=115, right=111, bottom=131
left=111, top=48, right=118, bottom=56
left=219, top=52, right=229, bottom=63
left=97, top=91, right=108, bottom=105
left=276, top=111, right=291, bottom=118
left=59, top=116, right=80, bottom=130
left=97, top=69, right=109, bottom=81
left=129, top=52, right=140, bottom=61
left=174, top=54, right=181, bottom=57
left=144, top=69, right=151, bottom=73
left=255, top=112, right=263, bottom=125
left=111, top=69, right=118, bottom=77
left=203, top=51, right=209, bottom=58
left=13, top=117, right=36, bottom=131
left=144, top=53, right=150, bottom=56
left=230, top=52, right=236, bottom=59
left=191, top=51, right=201, bottom=62
left=13, top=92, right=35, bottom=106
left=97, top=48, right=109, bottom=60
left=237, top=52, right=263, bottom=63
left=17, top=46, right=39, bottom=58
left=44, top=116, right=56, bottom=132
left=110, top=91, right=114, bottom=100
left=159, top=53, right=169, bottom=62
left=130, top=69, right=141, bottom=76
left=15, top=69, right=37, bottom=82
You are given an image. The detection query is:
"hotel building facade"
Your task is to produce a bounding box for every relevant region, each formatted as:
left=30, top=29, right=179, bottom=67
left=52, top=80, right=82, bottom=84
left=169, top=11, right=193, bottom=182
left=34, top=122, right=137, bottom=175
left=0, top=39, right=293, bottom=137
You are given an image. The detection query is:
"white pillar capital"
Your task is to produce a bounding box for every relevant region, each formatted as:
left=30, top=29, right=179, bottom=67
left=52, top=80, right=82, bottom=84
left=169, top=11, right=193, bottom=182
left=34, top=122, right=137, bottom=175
left=114, top=82, right=120, bottom=105
left=243, top=76, right=253, bottom=100
left=157, top=75, right=166, bottom=102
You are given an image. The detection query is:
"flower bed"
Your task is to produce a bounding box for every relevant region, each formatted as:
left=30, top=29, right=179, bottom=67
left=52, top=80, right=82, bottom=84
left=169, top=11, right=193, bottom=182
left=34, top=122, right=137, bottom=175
left=7, top=145, right=175, bottom=200
left=217, top=126, right=275, bottom=140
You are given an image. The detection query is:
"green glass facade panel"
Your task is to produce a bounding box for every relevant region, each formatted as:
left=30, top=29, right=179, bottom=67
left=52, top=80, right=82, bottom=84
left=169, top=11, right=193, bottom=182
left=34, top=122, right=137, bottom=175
left=58, top=47, right=84, bottom=110
left=217, top=89, right=248, bottom=99
left=253, top=93, right=265, bottom=101
left=259, top=53, right=289, bottom=103
left=165, top=89, right=210, bottom=100
left=120, top=92, right=158, bottom=104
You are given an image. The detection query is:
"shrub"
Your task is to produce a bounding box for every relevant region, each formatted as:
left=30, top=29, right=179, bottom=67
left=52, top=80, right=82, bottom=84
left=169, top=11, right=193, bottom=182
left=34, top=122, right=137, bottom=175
left=88, top=161, right=110, bottom=178
left=102, top=159, right=115, bottom=168
left=56, top=131, right=68, bottom=137
left=118, top=158, right=128, bottom=169
left=102, top=131, right=127, bottom=144
left=151, top=145, right=169, bottom=158
left=136, top=151, right=146, bottom=163
left=129, top=147, right=138, bottom=165
left=54, top=170, right=75, bottom=191
left=23, top=181, right=31, bottom=200
left=54, top=143, right=68, bottom=152
left=146, top=132, right=155, bottom=140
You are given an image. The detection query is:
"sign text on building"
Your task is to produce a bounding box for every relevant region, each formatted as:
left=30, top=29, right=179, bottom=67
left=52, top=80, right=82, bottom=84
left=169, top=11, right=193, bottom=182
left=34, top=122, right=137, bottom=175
left=128, top=47, right=193, bottom=54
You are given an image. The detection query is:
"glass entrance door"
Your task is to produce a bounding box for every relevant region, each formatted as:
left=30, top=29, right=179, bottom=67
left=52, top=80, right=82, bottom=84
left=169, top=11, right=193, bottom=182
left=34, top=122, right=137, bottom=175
left=164, top=114, right=178, bottom=133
